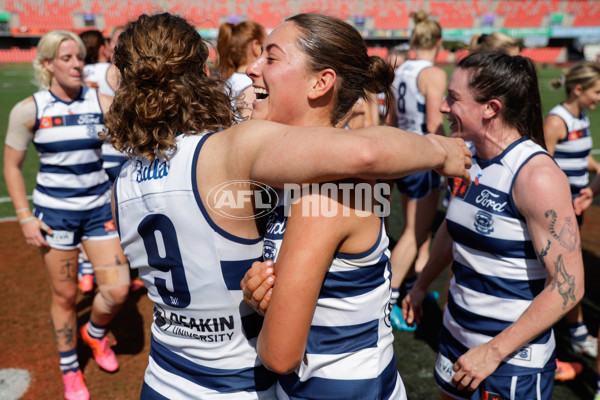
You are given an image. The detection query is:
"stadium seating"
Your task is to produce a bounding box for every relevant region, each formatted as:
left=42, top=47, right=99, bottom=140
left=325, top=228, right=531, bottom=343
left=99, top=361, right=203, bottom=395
left=368, top=46, right=388, bottom=58
left=496, top=0, right=546, bottom=28
left=4, top=0, right=600, bottom=34
left=429, top=1, right=474, bottom=29
left=245, top=0, right=289, bottom=29
left=6, top=0, right=79, bottom=33
left=521, top=47, right=566, bottom=63
left=0, top=47, right=37, bottom=63
left=364, top=0, right=411, bottom=30
left=566, top=0, right=600, bottom=27
left=455, top=47, right=566, bottom=64
left=0, top=0, right=597, bottom=64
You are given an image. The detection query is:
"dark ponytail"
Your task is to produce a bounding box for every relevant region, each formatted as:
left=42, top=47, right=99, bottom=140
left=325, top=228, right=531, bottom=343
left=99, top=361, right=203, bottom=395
left=458, top=51, right=545, bottom=149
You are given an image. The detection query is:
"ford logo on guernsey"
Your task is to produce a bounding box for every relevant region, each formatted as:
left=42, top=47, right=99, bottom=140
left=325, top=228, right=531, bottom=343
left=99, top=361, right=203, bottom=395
left=207, top=180, right=279, bottom=220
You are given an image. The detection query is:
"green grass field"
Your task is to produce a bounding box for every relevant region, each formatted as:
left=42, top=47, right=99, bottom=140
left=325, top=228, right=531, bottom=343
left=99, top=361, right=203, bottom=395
left=1, top=62, right=599, bottom=399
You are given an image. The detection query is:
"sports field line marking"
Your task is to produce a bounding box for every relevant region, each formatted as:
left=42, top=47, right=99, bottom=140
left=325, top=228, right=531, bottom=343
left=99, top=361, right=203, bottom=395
left=0, top=195, right=31, bottom=204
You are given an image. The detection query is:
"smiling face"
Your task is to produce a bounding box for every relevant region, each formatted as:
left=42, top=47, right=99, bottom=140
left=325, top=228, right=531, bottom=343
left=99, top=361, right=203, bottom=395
left=440, top=67, right=485, bottom=141
left=245, top=22, right=318, bottom=126
left=578, top=79, right=600, bottom=111
left=44, top=39, right=84, bottom=99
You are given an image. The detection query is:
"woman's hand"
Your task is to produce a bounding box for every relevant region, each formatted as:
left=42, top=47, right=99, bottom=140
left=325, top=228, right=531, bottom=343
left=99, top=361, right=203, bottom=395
left=20, top=216, right=52, bottom=248
left=574, top=187, right=594, bottom=215
left=427, top=134, right=472, bottom=185
left=241, top=260, right=275, bottom=316
left=402, top=285, right=427, bottom=327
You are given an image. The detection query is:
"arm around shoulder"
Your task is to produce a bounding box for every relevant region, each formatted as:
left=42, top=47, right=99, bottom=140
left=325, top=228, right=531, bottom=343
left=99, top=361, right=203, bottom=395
left=236, top=120, right=470, bottom=186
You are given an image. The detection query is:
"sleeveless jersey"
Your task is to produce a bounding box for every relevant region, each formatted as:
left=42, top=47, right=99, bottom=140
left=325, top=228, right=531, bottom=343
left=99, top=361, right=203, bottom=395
left=101, top=141, right=128, bottom=183
left=83, top=62, right=115, bottom=96
left=226, top=72, right=253, bottom=123
left=391, top=59, right=433, bottom=134
left=82, top=62, right=126, bottom=181
left=31, top=87, right=110, bottom=211
left=263, top=189, right=406, bottom=400
left=113, top=133, right=277, bottom=399
left=548, top=104, right=592, bottom=195
left=440, top=137, right=555, bottom=380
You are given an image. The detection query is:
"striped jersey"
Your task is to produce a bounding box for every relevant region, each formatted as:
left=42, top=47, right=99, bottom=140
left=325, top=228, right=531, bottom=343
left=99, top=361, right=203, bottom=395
left=31, top=87, right=110, bottom=211
left=113, top=133, right=277, bottom=399
left=82, top=62, right=127, bottom=181
left=263, top=189, right=406, bottom=400
left=391, top=59, right=433, bottom=134
left=101, top=141, right=128, bottom=183
left=83, top=62, right=115, bottom=96
left=548, top=104, right=592, bottom=195
left=441, top=137, right=556, bottom=379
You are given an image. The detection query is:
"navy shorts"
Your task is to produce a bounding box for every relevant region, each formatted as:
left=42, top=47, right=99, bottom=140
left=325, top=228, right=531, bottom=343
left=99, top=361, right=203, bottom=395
left=396, top=170, right=442, bottom=200
left=34, top=203, right=118, bottom=250
left=434, top=351, right=555, bottom=400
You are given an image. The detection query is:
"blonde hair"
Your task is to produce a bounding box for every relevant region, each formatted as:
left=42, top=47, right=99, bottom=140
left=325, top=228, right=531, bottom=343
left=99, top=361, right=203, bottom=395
left=409, top=11, right=442, bottom=50
left=469, top=32, right=520, bottom=55
left=551, top=62, right=600, bottom=96
left=33, top=30, right=85, bottom=89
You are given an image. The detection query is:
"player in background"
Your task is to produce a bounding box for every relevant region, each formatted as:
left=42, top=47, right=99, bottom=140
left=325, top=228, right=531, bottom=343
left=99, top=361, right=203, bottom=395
left=3, top=30, right=130, bottom=400
left=388, top=10, right=447, bottom=330
left=217, top=20, right=266, bottom=122
left=468, top=32, right=521, bottom=56
left=544, top=62, right=600, bottom=382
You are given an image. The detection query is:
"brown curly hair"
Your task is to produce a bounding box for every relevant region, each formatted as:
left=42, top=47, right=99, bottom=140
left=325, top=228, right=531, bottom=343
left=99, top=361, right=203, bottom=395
left=103, top=13, right=233, bottom=160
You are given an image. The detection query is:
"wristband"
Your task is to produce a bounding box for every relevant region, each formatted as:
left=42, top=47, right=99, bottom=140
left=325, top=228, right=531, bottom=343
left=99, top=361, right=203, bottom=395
left=15, top=207, right=30, bottom=214
left=19, top=216, right=36, bottom=225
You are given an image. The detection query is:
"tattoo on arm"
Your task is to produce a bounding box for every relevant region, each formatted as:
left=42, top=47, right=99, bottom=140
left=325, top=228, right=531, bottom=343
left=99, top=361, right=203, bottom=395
left=544, top=210, right=577, bottom=251
left=549, top=254, right=576, bottom=310
left=535, top=240, right=551, bottom=268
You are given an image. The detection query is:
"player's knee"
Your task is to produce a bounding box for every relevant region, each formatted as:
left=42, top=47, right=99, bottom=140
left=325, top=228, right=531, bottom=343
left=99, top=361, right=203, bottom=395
left=54, top=290, right=78, bottom=309
left=94, top=264, right=130, bottom=309
left=109, top=284, right=130, bottom=305
left=97, top=283, right=128, bottom=311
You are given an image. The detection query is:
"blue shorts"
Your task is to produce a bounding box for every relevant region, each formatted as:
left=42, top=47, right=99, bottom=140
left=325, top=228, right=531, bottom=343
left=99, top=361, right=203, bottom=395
left=434, top=352, right=555, bottom=400
left=34, top=203, right=118, bottom=250
left=396, top=170, right=441, bottom=200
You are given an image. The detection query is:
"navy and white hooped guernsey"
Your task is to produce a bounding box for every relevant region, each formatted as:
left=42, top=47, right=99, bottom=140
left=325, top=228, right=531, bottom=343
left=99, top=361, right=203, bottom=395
left=548, top=104, right=592, bottom=195
left=32, top=87, right=110, bottom=212
left=391, top=59, right=432, bottom=135
left=113, top=134, right=277, bottom=399
left=437, top=138, right=556, bottom=388
left=263, top=189, right=407, bottom=400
